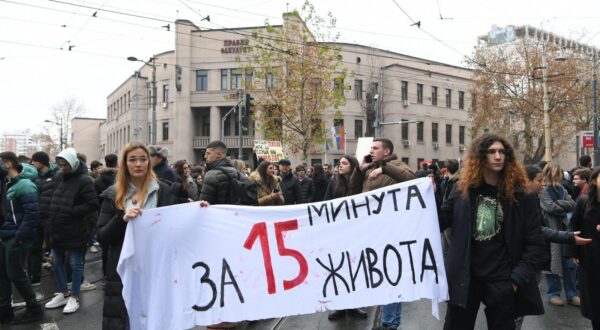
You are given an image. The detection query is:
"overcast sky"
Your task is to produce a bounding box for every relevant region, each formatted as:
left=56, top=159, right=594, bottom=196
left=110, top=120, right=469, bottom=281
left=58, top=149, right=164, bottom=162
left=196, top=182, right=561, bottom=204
left=2, top=0, right=600, bottom=136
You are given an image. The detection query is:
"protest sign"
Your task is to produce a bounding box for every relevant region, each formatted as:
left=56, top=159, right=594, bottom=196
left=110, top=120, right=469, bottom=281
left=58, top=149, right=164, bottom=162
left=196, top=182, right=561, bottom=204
left=253, top=140, right=285, bottom=162
left=118, top=177, right=448, bottom=330
left=355, top=137, right=374, bottom=163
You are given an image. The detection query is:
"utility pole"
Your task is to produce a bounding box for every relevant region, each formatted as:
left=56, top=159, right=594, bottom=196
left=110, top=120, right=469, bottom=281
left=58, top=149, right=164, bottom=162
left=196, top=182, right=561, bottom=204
left=542, top=53, right=552, bottom=162
left=238, top=89, right=243, bottom=160
left=592, top=52, right=599, bottom=166
left=151, top=57, right=157, bottom=145
left=127, top=56, right=157, bottom=144
left=134, top=70, right=140, bottom=140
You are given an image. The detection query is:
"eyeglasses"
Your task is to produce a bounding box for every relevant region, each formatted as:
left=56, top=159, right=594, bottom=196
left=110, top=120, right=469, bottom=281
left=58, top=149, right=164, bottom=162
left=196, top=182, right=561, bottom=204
left=127, top=157, right=149, bottom=164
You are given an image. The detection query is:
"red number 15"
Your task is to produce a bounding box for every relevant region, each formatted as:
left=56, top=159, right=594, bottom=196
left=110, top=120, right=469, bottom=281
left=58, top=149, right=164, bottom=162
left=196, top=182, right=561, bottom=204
left=243, top=219, right=308, bottom=294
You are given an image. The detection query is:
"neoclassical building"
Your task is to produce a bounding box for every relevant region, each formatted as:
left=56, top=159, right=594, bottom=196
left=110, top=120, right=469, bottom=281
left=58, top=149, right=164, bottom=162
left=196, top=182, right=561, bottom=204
left=97, top=13, right=473, bottom=169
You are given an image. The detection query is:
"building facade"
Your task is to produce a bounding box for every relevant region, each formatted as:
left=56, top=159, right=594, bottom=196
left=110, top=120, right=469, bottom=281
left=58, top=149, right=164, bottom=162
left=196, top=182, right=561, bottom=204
left=0, top=129, right=34, bottom=156
left=71, top=117, right=105, bottom=163
left=95, top=13, right=473, bottom=170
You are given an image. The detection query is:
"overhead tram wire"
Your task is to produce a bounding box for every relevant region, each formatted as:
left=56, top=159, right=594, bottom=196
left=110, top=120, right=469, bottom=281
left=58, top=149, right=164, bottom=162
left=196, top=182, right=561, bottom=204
left=4, top=0, right=497, bottom=86
left=6, top=0, right=471, bottom=74
left=4, top=0, right=507, bottom=87
left=60, top=0, right=111, bottom=50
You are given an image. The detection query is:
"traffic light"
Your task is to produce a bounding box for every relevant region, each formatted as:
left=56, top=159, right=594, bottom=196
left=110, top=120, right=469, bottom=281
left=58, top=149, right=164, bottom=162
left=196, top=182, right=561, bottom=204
left=175, top=65, right=182, bottom=91
left=244, top=93, right=254, bottom=116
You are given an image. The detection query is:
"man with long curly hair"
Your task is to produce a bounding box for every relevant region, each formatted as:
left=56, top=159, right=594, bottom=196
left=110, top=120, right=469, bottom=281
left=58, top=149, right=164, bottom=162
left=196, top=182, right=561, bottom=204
left=439, top=133, right=546, bottom=330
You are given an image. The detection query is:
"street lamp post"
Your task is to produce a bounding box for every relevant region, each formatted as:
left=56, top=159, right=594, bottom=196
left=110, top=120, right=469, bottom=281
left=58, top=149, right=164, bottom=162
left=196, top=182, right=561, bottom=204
left=44, top=118, right=63, bottom=151
left=542, top=54, right=552, bottom=162
left=128, top=56, right=157, bottom=145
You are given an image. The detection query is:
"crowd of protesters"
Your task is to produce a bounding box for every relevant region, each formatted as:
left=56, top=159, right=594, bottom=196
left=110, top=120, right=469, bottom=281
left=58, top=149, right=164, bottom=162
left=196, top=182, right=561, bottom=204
left=0, top=133, right=599, bottom=330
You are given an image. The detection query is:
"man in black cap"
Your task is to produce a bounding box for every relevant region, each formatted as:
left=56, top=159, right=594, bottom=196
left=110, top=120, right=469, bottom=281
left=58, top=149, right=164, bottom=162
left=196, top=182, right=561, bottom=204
left=148, top=145, right=176, bottom=183
left=29, top=151, right=59, bottom=286
left=278, top=159, right=302, bottom=205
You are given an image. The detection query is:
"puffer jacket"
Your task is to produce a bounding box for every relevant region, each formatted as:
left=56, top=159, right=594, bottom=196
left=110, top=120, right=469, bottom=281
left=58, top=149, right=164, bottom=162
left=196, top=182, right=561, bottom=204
left=298, top=177, right=314, bottom=203
left=362, top=154, right=415, bottom=192
left=49, top=148, right=99, bottom=249
left=36, top=164, right=58, bottom=242
left=95, top=167, right=118, bottom=198
left=249, top=171, right=284, bottom=206
left=97, top=180, right=180, bottom=330
left=199, top=157, right=238, bottom=205
left=0, top=163, right=39, bottom=241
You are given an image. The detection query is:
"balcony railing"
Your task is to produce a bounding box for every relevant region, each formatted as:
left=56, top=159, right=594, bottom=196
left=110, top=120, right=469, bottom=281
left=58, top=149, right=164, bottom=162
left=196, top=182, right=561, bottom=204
left=192, top=135, right=254, bottom=149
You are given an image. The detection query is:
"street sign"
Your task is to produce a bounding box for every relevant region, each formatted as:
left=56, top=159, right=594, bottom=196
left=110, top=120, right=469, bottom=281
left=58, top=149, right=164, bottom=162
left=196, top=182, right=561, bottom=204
left=581, top=130, right=594, bottom=148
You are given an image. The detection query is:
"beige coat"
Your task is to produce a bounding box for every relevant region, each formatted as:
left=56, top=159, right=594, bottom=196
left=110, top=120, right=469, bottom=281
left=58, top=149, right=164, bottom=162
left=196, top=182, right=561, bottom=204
left=362, top=154, right=416, bottom=192
left=249, top=171, right=284, bottom=206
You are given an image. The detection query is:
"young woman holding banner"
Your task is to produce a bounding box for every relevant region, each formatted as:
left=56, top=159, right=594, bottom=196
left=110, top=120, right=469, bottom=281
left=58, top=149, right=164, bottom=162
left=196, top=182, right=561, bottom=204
left=96, top=142, right=186, bottom=329
left=323, top=155, right=368, bottom=321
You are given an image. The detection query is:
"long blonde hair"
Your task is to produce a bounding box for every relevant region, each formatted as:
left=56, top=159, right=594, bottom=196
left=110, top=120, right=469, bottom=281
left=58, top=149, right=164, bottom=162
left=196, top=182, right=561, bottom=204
left=542, top=162, right=563, bottom=189
left=115, top=142, right=157, bottom=210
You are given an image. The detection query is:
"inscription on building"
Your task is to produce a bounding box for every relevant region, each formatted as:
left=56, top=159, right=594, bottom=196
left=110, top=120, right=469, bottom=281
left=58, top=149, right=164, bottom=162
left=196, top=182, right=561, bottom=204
left=221, top=39, right=252, bottom=54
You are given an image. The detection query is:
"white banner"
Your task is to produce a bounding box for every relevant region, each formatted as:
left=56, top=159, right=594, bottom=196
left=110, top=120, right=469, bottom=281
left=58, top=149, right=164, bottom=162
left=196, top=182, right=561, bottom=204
left=117, top=177, right=448, bottom=330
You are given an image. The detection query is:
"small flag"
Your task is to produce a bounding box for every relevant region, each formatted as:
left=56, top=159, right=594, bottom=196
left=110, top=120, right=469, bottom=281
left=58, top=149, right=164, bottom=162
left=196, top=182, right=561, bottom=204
left=331, top=126, right=345, bottom=150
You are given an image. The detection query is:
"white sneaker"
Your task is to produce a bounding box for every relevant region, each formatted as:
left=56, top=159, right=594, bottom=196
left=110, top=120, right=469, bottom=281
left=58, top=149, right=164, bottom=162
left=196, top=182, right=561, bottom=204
left=93, top=242, right=100, bottom=246
left=45, top=293, right=69, bottom=309
left=80, top=281, right=97, bottom=291
left=62, top=297, right=79, bottom=314
left=89, top=245, right=99, bottom=253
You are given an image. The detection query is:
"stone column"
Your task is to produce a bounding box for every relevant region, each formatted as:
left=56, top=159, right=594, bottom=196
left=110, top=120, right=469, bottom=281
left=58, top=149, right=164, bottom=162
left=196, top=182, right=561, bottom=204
left=210, top=106, right=221, bottom=142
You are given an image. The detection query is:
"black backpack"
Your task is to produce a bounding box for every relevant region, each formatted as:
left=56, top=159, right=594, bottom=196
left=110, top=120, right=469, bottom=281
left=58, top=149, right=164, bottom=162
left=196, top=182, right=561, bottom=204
left=220, top=169, right=258, bottom=206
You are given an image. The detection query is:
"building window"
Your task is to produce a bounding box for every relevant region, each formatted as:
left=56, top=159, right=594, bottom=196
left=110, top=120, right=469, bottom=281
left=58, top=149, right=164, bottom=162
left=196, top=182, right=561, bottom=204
left=445, top=89, right=452, bottom=108
left=230, top=69, right=242, bottom=90
left=148, top=123, right=151, bottom=143
left=401, top=81, right=408, bottom=101
left=201, top=115, right=210, bottom=136
left=432, top=122, right=438, bottom=142
left=417, top=121, right=424, bottom=142
left=334, top=77, right=344, bottom=97
left=417, top=84, right=423, bottom=104
left=244, top=68, right=253, bottom=90
left=196, top=70, right=208, bottom=91
left=221, top=69, right=229, bottom=90
left=417, top=158, right=424, bottom=168
left=163, top=84, right=169, bottom=103
left=459, top=125, right=465, bottom=145
left=162, top=121, right=169, bottom=141
left=401, top=119, right=409, bottom=140
left=472, top=93, right=477, bottom=110
left=446, top=124, right=452, bottom=144
left=459, top=91, right=465, bottom=110
left=266, top=72, right=275, bottom=88
left=401, top=157, right=409, bottom=165
left=431, top=86, right=438, bottom=106
left=355, top=119, right=363, bottom=138
left=354, top=79, right=363, bottom=100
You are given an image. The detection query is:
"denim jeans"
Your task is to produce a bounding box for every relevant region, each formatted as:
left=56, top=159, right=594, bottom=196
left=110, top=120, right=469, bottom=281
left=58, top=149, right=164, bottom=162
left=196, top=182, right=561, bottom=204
left=546, top=258, right=578, bottom=300
left=381, top=302, right=402, bottom=329
left=51, top=247, right=85, bottom=297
